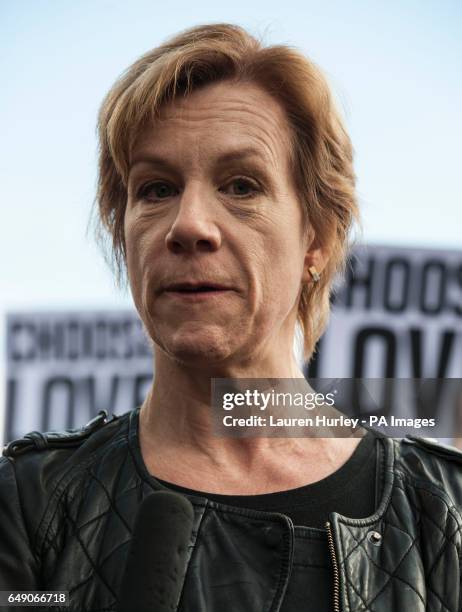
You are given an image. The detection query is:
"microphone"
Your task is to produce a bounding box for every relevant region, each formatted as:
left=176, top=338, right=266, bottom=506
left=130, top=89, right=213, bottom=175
left=117, top=491, right=195, bottom=612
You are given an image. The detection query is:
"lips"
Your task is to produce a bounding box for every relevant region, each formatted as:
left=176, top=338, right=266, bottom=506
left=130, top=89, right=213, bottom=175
left=163, top=282, right=233, bottom=293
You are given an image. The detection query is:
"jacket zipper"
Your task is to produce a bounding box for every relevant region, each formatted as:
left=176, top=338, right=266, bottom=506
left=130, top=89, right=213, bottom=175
left=325, top=521, right=341, bottom=612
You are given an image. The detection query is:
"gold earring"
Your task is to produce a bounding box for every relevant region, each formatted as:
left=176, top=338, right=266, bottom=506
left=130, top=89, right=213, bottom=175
left=308, top=266, right=321, bottom=283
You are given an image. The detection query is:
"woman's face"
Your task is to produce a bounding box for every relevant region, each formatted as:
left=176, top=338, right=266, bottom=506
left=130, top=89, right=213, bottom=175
left=125, top=80, right=322, bottom=367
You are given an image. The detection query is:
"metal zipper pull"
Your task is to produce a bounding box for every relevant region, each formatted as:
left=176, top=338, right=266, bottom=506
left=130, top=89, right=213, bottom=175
left=326, top=521, right=341, bottom=612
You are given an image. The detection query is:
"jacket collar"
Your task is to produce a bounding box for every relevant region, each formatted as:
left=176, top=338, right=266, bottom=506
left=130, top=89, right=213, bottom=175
left=129, top=406, right=396, bottom=528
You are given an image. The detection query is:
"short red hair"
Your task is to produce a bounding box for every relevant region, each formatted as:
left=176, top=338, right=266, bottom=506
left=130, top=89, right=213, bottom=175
left=94, top=22, right=360, bottom=360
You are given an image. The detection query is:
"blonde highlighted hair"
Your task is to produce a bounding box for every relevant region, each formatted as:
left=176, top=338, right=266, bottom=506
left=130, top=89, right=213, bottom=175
left=94, top=22, right=360, bottom=361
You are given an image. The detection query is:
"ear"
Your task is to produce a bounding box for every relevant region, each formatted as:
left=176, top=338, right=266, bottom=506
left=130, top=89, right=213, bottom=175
left=301, top=232, right=329, bottom=284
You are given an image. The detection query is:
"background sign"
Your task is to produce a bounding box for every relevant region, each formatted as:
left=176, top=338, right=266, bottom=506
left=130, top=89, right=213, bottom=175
left=307, top=244, right=462, bottom=379
left=5, top=311, right=153, bottom=443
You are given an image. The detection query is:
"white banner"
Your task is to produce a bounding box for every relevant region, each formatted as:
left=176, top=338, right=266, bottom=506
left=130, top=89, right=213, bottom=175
left=308, top=244, right=462, bottom=379
left=4, top=311, right=153, bottom=443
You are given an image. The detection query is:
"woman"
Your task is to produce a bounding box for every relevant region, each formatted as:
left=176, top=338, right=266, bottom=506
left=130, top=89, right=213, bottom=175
left=1, top=22, right=461, bottom=612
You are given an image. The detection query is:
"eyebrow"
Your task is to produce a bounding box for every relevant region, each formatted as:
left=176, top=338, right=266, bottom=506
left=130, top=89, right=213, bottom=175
left=129, top=147, right=270, bottom=174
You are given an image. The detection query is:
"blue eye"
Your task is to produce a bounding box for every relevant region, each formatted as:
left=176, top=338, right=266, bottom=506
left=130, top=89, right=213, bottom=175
left=138, top=182, right=176, bottom=201
left=224, top=178, right=259, bottom=198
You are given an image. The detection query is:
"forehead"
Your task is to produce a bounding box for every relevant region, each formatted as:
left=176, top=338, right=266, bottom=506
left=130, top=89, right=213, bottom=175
left=130, top=81, right=293, bottom=172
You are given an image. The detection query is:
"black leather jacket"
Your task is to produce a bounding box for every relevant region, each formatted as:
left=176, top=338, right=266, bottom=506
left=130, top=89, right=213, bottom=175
left=1, top=407, right=462, bottom=612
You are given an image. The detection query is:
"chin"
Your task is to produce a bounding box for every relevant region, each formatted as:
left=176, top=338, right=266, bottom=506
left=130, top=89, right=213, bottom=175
left=154, top=324, right=235, bottom=366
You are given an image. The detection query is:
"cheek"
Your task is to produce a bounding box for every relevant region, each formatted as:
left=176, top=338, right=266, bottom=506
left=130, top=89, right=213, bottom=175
left=124, top=218, right=142, bottom=291
left=263, top=226, right=305, bottom=283
left=257, top=239, right=305, bottom=323
left=124, top=215, right=158, bottom=307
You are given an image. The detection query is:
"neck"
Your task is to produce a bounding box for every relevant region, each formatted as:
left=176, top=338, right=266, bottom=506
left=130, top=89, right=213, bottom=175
left=138, top=352, right=362, bottom=493
left=142, top=343, right=306, bottom=448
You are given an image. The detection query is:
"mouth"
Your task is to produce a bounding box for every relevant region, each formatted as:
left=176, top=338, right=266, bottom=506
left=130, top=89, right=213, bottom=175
left=162, top=282, right=234, bottom=300
left=164, top=282, right=233, bottom=293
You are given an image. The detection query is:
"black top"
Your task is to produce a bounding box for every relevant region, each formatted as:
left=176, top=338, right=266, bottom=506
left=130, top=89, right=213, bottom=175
left=157, top=428, right=379, bottom=529
left=157, top=430, right=380, bottom=610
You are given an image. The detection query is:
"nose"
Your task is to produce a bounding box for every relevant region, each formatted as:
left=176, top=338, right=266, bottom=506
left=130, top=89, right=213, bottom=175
left=165, top=185, right=222, bottom=254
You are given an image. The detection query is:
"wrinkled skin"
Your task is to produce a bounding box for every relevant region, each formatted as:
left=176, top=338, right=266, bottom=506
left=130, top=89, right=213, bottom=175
left=125, top=80, right=324, bottom=372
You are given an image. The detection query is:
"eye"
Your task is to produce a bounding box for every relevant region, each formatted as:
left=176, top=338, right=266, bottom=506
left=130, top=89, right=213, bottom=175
left=222, top=177, right=259, bottom=198
left=137, top=181, right=177, bottom=201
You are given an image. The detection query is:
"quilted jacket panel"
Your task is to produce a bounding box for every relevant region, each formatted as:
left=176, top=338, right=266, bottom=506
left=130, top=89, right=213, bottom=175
left=1, top=408, right=461, bottom=612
